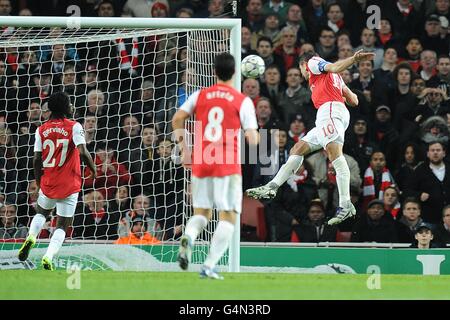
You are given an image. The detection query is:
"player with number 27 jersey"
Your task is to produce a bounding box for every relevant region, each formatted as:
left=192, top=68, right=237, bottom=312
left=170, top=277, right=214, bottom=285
left=34, top=118, right=85, bottom=198
left=180, top=83, right=257, bottom=178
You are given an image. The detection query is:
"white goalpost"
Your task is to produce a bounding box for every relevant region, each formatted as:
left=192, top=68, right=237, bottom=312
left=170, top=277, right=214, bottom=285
left=0, top=16, right=241, bottom=272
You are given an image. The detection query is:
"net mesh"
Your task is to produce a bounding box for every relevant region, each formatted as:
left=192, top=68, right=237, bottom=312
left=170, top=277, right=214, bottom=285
left=0, top=25, right=231, bottom=269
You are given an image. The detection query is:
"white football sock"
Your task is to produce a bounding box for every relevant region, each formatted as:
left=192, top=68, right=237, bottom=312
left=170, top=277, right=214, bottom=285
left=204, top=220, right=235, bottom=270
left=44, top=228, right=65, bottom=260
left=28, top=214, right=46, bottom=239
left=184, top=214, right=208, bottom=244
left=271, top=155, right=304, bottom=187
left=332, top=155, right=351, bottom=207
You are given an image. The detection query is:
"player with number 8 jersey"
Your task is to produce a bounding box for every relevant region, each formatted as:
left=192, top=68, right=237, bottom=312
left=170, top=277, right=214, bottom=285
left=172, top=53, right=259, bottom=279
left=18, top=92, right=96, bottom=270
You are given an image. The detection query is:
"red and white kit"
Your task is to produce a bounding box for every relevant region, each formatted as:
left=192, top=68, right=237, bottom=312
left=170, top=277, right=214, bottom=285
left=302, top=56, right=351, bottom=149
left=180, top=83, right=257, bottom=213
left=34, top=118, right=86, bottom=217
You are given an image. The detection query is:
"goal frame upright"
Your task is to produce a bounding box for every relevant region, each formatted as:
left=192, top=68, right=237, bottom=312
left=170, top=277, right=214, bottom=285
left=0, top=16, right=242, bottom=273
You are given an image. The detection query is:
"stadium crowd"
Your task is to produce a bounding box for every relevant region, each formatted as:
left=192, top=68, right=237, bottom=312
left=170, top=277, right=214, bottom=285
left=0, top=0, right=449, bottom=247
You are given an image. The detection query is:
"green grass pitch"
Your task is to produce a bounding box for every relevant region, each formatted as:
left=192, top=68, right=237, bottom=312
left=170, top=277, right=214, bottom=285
left=1, top=270, right=450, bottom=300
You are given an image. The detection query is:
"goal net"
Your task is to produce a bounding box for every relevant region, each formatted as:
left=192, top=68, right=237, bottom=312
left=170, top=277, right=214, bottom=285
left=0, top=17, right=241, bottom=272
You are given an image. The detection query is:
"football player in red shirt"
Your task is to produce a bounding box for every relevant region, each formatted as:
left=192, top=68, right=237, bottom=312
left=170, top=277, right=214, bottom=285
left=172, top=52, right=259, bottom=279
left=18, top=92, right=96, bottom=270
left=247, top=49, right=374, bottom=225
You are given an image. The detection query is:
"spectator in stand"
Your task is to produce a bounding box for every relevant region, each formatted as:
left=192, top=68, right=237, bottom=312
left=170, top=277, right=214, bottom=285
left=242, top=0, right=264, bottom=32
left=95, top=0, right=116, bottom=17
left=324, top=3, right=346, bottom=35
left=143, top=138, right=184, bottom=240
left=175, top=7, right=194, bottom=18
left=115, top=216, right=161, bottom=244
left=287, top=114, right=311, bottom=145
left=242, top=26, right=257, bottom=58
left=414, top=84, right=450, bottom=122
left=122, top=0, right=169, bottom=17
left=278, top=67, right=312, bottom=124
left=383, top=185, right=401, bottom=220
left=207, top=0, right=225, bottom=18
left=396, top=197, right=424, bottom=243
left=410, top=222, right=439, bottom=248
left=83, top=142, right=132, bottom=200
left=282, top=4, right=309, bottom=46
left=72, top=190, right=120, bottom=240
left=118, top=194, right=162, bottom=240
left=303, top=0, right=327, bottom=43
left=373, top=48, right=398, bottom=91
left=355, top=28, right=384, bottom=70
left=433, top=0, right=450, bottom=19
left=255, top=37, right=285, bottom=77
left=344, top=115, right=378, bottom=178
left=400, top=36, right=423, bottom=73
left=108, top=186, right=131, bottom=221
left=294, top=198, right=337, bottom=242
left=251, top=13, right=282, bottom=50
left=117, top=115, right=142, bottom=167
left=362, top=150, right=396, bottom=210
left=260, top=64, right=285, bottom=112
left=434, top=205, right=450, bottom=245
left=417, top=116, right=450, bottom=155
left=376, top=17, right=399, bottom=48
left=314, top=26, right=338, bottom=61
left=343, top=0, right=373, bottom=46
left=0, top=0, right=11, bottom=16
left=274, top=26, right=301, bottom=72
left=428, top=55, right=450, bottom=94
left=404, top=141, right=450, bottom=224
left=370, top=105, right=401, bottom=167
left=150, top=1, right=169, bottom=17
left=255, top=97, right=280, bottom=131
left=81, top=115, right=104, bottom=155
left=419, top=50, right=437, bottom=81
left=0, top=127, right=18, bottom=203
left=336, top=30, right=352, bottom=48
left=299, top=42, right=315, bottom=56
left=242, top=78, right=261, bottom=106
left=262, top=0, right=291, bottom=25
left=307, top=148, right=361, bottom=213
left=77, top=63, right=101, bottom=98
left=351, top=199, right=398, bottom=243
left=0, top=203, right=27, bottom=240
left=421, top=14, right=449, bottom=56
left=337, top=43, right=354, bottom=60
left=16, top=179, right=39, bottom=227
left=349, top=60, right=374, bottom=104
left=264, top=161, right=318, bottom=241
left=394, top=143, right=424, bottom=192
left=128, top=80, right=156, bottom=125
left=384, top=0, right=422, bottom=44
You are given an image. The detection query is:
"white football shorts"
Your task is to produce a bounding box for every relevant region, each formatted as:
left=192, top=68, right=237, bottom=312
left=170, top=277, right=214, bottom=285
left=191, top=174, right=242, bottom=214
left=302, top=101, right=350, bottom=151
left=37, top=190, right=79, bottom=218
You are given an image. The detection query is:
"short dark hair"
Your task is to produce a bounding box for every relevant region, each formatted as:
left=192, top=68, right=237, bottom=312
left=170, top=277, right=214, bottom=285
left=257, top=36, right=273, bottom=48
left=428, top=140, right=446, bottom=151
left=299, top=51, right=316, bottom=65
left=402, top=197, right=421, bottom=210
left=214, top=52, right=235, bottom=81
left=438, top=54, right=450, bottom=63
left=47, top=91, right=71, bottom=119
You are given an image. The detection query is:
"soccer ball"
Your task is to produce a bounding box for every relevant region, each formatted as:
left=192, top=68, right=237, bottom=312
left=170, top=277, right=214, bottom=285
left=241, top=55, right=265, bottom=79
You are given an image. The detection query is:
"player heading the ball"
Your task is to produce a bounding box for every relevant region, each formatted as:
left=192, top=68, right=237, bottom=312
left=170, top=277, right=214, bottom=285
left=247, top=49, right=375, bottom=225
left=172, top=52, right=259, bottom=279
left=18, top=91, right=96, bottom=270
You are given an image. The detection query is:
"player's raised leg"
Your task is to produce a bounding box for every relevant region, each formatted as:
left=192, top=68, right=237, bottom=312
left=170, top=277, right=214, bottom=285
left=326, top=142, right=356, bottom=225
left=178, top=208, right=211, bottom=270
left=246, top=139, right=311, bottom=199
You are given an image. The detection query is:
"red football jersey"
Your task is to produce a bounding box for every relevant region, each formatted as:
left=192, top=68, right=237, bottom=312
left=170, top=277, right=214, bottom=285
left=180, top=83, right=257, bottom=178
left=307, top=57, right=346, bottom=109
left=34, top=118, right=86, bottom=198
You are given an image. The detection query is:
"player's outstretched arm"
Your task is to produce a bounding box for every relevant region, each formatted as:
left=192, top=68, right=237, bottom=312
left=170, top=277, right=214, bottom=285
left=33, top=151, right=43, bottom=190
left=78, top=144, right=97, bottom=179
left=324, top=49, right=375, bottom=74
left=343, top=86, right=358, bottom=107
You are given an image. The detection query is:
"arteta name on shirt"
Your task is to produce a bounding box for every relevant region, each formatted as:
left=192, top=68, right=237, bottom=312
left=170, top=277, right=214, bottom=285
left=206, top=90, right=235, bottom=101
